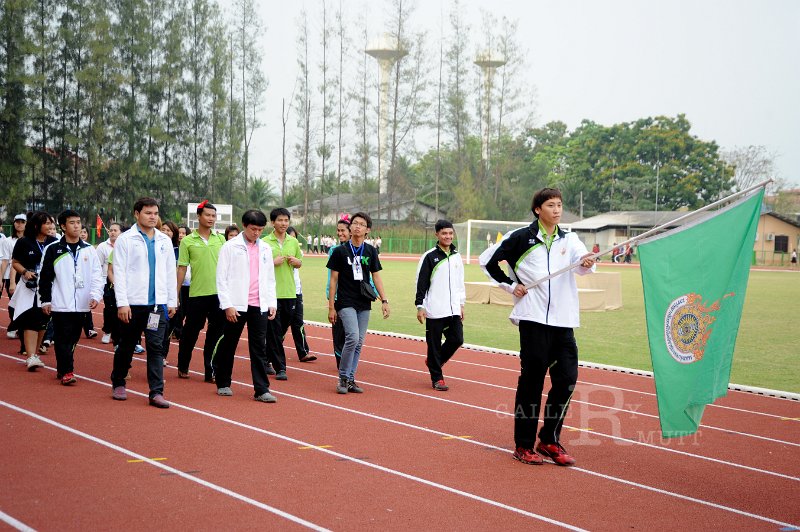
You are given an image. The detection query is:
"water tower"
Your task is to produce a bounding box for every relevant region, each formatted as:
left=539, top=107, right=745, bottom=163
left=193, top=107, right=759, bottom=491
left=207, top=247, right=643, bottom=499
left=366, top=33, right=408, bottom=195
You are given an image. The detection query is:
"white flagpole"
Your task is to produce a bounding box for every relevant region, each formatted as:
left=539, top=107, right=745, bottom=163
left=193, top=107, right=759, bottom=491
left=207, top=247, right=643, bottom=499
left=524, top=179, right=772, bottom=290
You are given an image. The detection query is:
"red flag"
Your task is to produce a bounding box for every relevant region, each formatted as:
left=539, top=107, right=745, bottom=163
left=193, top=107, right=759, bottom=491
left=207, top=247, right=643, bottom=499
left=96, top=214, right=103, bottom=238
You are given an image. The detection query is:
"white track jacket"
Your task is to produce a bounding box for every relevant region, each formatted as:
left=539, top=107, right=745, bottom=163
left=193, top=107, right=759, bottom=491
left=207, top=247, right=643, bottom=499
left=414, top=244, right=466, bottom=319
left=113, top=226, right=178, bottom=308
left=479, top=223, right=594, bottom=327
left=38, top=238, right=104, bottom=312
left=216, top=233, right=277, bottom=313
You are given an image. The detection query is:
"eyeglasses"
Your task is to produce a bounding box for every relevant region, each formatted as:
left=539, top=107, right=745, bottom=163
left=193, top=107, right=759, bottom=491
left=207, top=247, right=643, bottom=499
left=350, top=221, right=368, bottom=228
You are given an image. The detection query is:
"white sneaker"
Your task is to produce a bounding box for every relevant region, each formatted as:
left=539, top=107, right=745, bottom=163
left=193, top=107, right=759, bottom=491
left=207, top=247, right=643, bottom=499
left=26, top=354, right=45, bottom=371
left=134, top=344, right=145, bottom=354
left=6, top=330, right=18, bottom=339
left=101, top=333, right=111, bottom=344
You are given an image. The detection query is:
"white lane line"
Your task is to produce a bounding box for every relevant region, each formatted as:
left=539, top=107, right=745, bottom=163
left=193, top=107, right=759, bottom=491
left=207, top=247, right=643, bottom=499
left=337, top=355, right=800, bottom=448
left=212, top=321, right=800, bottom=412
left=0, top=400, right=329, bottom=532
left=0, top=510, right=35, bottom=532
left=0, top=356, right=586, bottom=532
left=284, top=363, right=800, bottom=482
left=25, top=336, right=800, bottom=478
left=10, top=350, right=794, bottom=530
left=26, top=308, right=799, bottom=410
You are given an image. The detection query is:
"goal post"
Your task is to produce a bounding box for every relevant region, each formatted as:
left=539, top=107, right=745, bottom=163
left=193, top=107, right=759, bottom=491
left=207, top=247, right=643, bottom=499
left=453, top=219, right=532, bottom=264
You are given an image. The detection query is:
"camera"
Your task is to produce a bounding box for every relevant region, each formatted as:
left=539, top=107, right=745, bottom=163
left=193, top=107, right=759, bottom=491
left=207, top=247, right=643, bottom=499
left=25, top=273, right=38, bottom=290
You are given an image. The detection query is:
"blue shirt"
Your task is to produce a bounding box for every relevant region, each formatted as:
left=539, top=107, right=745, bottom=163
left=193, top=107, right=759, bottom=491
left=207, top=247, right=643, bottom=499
left=137, top=226, right=157, bottom=305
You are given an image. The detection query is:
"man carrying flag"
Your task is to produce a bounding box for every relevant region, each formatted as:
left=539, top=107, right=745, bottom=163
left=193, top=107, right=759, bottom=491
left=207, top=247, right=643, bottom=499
left=480, top=188, right=595, bottom=466
left=638, top=186, right=765, bottom=438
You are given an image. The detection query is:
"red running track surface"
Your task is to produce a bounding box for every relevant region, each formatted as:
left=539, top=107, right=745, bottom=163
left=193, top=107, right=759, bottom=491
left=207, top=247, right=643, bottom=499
left=1, top=310, right=798, bottom=531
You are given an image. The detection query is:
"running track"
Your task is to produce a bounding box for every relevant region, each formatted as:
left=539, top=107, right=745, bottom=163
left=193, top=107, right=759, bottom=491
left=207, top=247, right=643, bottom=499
left=1, top=307, right=798, bottom=530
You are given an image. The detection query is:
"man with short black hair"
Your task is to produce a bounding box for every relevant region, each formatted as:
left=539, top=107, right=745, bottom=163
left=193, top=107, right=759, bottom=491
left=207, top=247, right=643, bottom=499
left=38, top=210, right=104, bottom=385
left=214, top=209, right=278, bottom=402
left=176, top=200, right=226, bottom=382
left=111, top=197, right=177, bottom=408
left=480, top=187, right=595, bottom=466
left=415, top=219, right=465, bottom=391
left=262, top=207, right=306, bottom=380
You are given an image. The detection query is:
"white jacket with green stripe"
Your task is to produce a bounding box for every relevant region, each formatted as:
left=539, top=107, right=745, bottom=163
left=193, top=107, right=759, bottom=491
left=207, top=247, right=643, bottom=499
left=38, top=238, right=104, bottom=312
left=479, top=222, right=594, bottom=327
left=414, top=244, right=466, bottom=319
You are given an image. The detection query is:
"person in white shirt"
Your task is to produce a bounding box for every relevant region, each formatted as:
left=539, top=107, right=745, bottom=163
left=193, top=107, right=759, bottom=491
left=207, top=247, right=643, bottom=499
left=38, top=210, right=104, bottom=385
left=110, top=197, right=177, bottom=408
left=214, top=210, right=278, bottom=402
left=480, top=188, right=595, bottom=467
left=95, top=222, right=121, bottom=344
left=1, top=214, right=26, bottom=347
left=1, top=214, right=26, bottom=301
left=414, top=220, right=465, bottom=391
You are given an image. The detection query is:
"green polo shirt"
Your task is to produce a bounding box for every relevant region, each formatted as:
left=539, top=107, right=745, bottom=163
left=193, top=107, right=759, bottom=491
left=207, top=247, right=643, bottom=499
left=178, top=230, right=226, bottom=297
left=262, top=231, right=302, bottom=299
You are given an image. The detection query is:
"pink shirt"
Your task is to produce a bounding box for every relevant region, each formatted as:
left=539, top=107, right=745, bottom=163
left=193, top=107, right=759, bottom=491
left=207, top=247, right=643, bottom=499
left=247, top=239, right=260, bottom=306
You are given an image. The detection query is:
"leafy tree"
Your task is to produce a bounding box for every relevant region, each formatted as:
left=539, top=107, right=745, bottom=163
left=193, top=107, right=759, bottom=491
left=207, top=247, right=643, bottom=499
left=247, top=175, right=278, bottom=211
left=0, top=0, right=33, bottom=213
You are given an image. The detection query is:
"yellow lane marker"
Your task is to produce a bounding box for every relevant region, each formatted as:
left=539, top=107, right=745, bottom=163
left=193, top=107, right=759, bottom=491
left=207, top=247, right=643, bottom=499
left=780, top=417, right=800, bottom=421
left=298, top=445, right=332, bottom=450
left=127, top=457, right=167, bottom=463
left=442, top=436, right=473, bottom=440
left=567, top=427, right=594, bottom=432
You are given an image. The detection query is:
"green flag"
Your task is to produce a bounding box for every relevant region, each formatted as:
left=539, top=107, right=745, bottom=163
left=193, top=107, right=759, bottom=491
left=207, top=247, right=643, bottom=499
left=638, top=189, right=763, bottom=438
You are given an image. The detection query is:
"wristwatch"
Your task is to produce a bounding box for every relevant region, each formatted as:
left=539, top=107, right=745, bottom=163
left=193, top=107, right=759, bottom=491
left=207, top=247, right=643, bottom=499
left=382, top=299, right=389, bottom=304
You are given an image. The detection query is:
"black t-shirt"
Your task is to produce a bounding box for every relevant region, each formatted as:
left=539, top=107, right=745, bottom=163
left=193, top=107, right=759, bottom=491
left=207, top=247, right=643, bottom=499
left=12, top=236, right=57, bottom=272
left=326, top=241, right=382, bottom=312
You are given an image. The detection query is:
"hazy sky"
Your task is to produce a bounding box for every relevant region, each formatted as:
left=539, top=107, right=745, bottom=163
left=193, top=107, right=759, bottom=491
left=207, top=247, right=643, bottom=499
left=221, top=0, right=800, bottom=190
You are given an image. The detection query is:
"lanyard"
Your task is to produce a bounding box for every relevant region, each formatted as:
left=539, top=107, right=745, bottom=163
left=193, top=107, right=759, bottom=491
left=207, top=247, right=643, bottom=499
left=349, top=241, right=364, bottom=261
left=68, top=246, right=79, bottom=270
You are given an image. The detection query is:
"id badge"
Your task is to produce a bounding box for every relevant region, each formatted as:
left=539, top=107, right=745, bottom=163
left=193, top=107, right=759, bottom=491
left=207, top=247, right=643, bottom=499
left=147, top=311, right=161, bottom=331
left=352, top=259, right=363, bottom=281
left=74, top=274, right=84, bottom=289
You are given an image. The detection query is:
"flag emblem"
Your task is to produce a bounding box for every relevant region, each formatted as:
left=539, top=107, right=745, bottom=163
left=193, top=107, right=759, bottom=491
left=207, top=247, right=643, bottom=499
left=664, top=292, right=733, bottom=364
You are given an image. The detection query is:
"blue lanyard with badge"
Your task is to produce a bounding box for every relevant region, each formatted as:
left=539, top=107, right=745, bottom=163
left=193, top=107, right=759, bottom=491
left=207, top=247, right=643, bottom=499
left=67, top=246, right=84, bottom=289
left=349, top=241, right=364, bottom=281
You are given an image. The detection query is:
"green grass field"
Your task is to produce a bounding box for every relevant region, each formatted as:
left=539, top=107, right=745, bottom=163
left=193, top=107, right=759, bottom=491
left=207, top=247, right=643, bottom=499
left=298, top=256, right=800, bottom=393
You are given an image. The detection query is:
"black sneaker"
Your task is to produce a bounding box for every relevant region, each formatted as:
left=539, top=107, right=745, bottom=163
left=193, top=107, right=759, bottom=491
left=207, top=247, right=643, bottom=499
left=265, top=364, right=276, bottom=375
left=347, top=380, right=363, bottom=393
left=275, top=370, right=287, bottom=381
left=336, top=377, right=348, bottom=394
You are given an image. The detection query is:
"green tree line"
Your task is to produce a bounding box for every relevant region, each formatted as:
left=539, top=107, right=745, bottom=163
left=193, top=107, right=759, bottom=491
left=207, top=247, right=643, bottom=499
left=410, top=114, right=734, bottom=220
left=1, top=0, right=264, bottom=223
left=2, top=0, right=736, bottom=227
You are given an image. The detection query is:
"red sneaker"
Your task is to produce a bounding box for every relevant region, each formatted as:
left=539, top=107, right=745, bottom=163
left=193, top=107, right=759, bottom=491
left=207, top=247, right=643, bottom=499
left=60, top=373, right=77, bottom=386
left=512, top=447, right=543, bottom=465
left=535, top=442, right=576, bottom=466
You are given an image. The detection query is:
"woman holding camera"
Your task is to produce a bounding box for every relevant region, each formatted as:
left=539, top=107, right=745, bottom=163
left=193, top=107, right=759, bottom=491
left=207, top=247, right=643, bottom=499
left=10, top=211, right=57, bottom=370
